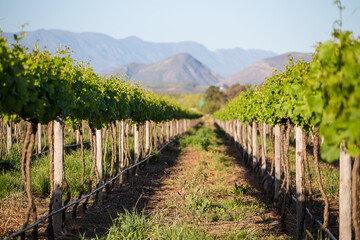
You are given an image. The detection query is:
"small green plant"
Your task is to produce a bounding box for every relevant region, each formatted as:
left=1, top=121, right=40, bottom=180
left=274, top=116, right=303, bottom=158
left=305, top=228, right=331, bottom=240
left=231, top=183, right=249, bottom=196
left=149, top=150, right=162, bottom=164
left=199, top=137, right=211, bottom=151
left=186, top=194, right=213, bottom=213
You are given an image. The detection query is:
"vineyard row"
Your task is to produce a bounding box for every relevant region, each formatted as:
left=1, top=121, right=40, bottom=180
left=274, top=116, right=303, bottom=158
left=0, top=31, right=202, bottom=239
left=2, top=118, right=201, bottom=239
left=213, top=30, right=360, bottom=239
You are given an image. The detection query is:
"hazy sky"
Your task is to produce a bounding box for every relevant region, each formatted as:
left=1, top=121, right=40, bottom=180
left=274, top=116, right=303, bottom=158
left=0, top=0, right=359, bottom=54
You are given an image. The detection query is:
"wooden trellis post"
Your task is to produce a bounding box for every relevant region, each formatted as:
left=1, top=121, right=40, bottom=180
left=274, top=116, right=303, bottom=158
left=274, top=125, right=281, bottom=201
left=145, top=121, right=150, bottom=162
left=6, top=121, right=12, bottom=153
left=295, top=126, right=305, bottom=239
left=183, top=119, right=186, bottom=134
left=37, top=123, right=42, bottom=154
left=233, top=120, right=238, bottom=145
left=176, top=120, right=179, bottom=137
left=170, top=120, right=174, bottom=140
left=53, top=117, right=64, bottom=234
left=261, top=122, right=267, bottom=176
left=247, top=123, right=252, bottom=164
left=119, top=120, right=125, bottom=185
left=242, top=124, right=247, bottom=159
left=134, top=124, right=140, bottom=175
left=96, top=128, right=103, bottom=203
left=339, top=142, right=352, bottom=240
left=252, top=122, right=258, bottom=171
left=166, top=121, right=170, bottom=143
left=76, top=129, right=80, bottom=145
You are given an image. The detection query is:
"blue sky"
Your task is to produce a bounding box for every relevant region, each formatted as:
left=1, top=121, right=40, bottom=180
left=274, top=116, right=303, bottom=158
left=0, top=0, right=359, bottom=54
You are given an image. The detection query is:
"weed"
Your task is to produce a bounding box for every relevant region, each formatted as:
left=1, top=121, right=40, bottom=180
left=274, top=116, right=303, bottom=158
left=0, top=171, right=23, bottom=198
left=149, top=150, right=163, bottom=164
left=231, top=183, right=249, bottom=197
left=186, top=194, right=213, bottom=213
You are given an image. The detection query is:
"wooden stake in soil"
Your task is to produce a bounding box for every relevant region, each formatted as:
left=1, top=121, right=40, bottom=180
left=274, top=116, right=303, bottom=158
left=295, top=126, right=305, bottom=239
left=145, top=121, right=150, bottom=163
left=102, top=126, right=109, bottom=181
left=233, top=120, right=238, bottom=147
left=76, top=129, right=80, bottom=145
left=170, top=120, right=174, bottom=140
left=176, top=120, right=180, bottom=137
left=166, top=121, right=170, bottom=143
left=274, top=125, right=281, bottom=201
left=119, top=121, right=125, bottom=185
left=6, top=121, right=12, bottom=153
left=235, top=120, right=240, bottom=149
left=47, top=121, right=55, bottom=238
left=261, top=122, right=267, bottom=177
left=109, top=122, right=117, bottom=179
left=134, top=124, right=140, bottom=175
left=153, top=122, right=158, bottom=150
left=242, top=124, right=247, bottom=160
left=339, top=141, right=352, bottom=240
left=252, top=122, right=258, bottom=171
left=96, top=128, right=103, bottom=204
left=53, top=117, right=64, bottom=234
left=183, top=119, right=186, bottom=134
left=247, top=123, right=252, bottom=166
left=37, top=123, right=41, bottom=154
left=352, top=155, right=360, bottom=240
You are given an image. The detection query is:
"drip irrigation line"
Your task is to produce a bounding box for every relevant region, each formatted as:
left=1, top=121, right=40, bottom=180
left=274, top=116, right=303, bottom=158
left=4, top=139, right=174, bottom=240
left=264, top=170, right=336, bottom=239
left=31, top=141, right=90, bottom=158
left=217, top=121, right=336, bottom=240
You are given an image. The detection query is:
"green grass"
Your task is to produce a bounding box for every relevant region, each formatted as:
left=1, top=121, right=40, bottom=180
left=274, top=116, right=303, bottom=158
left=0, top=143, right=116, bottom=199
left=91, top=124, right=291, bottom=239
left=90, top=207, right=209, bottom=240
left=259, top=131, right=340, bottom=202
left=179, top=126, right=215, bottom=152
left=0, top=148, right=23, bottom=198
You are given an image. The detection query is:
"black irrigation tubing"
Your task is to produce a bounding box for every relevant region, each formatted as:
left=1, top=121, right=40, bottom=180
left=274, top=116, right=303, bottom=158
left=264, top=169, right=337, bottom=240
left=220, top=127, right=337, bottom=240
left=4, top=139, right=175, bottom=240
left=31, top=141, right=90, bottom=158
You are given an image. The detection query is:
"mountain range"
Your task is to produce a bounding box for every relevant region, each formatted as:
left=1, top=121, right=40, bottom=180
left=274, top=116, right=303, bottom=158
left=3, top=29, right=277, bottom=77
left=223, top=52, right=312, bottom=86
left=109, top=53, right=222, bottom=93
left=109, top=51, right=312, bottom=92
left=3, top=29, right=312, bottom=92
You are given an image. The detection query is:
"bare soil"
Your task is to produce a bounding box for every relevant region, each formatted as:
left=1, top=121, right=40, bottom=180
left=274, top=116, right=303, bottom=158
left=2, top=120, right=297, bottom=239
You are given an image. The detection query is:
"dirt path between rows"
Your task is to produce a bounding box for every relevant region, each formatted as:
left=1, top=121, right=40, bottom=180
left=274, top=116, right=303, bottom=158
left=57, top=119, right=295, bottom=239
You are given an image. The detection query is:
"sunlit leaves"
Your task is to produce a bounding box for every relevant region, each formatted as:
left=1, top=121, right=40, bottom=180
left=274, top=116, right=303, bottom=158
left=214, top=30, right=360, bottom=162
left=0, top=31, right=201, bottom=131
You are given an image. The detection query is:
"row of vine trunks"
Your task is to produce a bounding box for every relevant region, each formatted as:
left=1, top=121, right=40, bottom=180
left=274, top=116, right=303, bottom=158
left=215, top=119, right=351, bottom=240
left=3, top=118, right=201, bottom=239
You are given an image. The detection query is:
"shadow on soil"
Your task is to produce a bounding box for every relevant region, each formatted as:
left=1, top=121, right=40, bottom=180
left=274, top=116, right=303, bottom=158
left=57, top=124, right=201, bottom=240
left=213, top=124, right=298, bottom=239
left=213, top=123, right=339, bottom=239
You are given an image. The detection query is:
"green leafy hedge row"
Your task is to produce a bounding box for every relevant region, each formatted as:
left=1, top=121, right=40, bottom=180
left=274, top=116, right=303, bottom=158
left=214, top=30, right=360, bottom=162
left=0, top=31, right=201, bottom=129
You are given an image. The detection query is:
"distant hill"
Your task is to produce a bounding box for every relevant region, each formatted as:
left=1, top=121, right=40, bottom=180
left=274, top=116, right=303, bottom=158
left=110, top=53, right=222, bottom=93
left=3, top=29, right=277, bottom=76
left=222, top=52, right=312, bottom=86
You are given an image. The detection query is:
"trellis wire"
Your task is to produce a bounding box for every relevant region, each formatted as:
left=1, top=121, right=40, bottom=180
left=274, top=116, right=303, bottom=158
left=4, top=139, right=174, bottom=240
left=265, top=168, right=336, bottom=240
left=31, top=141, right=90, bottom=158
